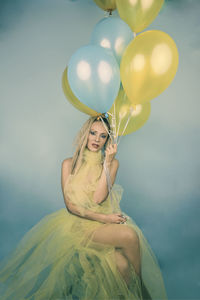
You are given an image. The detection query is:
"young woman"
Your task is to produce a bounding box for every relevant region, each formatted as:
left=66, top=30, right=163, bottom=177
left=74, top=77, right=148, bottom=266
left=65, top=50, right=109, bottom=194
left=0, top=116, right=168, bottom=300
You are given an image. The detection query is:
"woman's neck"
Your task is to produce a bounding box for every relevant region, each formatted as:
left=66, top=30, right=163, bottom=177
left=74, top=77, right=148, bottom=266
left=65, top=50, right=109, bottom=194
left=83, top=147, right=103, bottom=164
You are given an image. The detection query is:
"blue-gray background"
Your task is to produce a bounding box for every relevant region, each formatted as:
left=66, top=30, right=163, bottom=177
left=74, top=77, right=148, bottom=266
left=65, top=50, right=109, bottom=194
left=0, top=0, right=199, bottom=299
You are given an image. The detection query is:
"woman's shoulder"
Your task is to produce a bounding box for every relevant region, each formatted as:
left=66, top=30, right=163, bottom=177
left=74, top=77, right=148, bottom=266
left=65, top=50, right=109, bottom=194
left=63, top=157, right=73, bottom=163
left=62, top=157, right=73, bottom=170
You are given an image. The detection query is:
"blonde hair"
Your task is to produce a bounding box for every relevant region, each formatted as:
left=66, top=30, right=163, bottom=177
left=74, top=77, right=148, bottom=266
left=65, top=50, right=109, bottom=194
left=70, top=116, right=111, bottom=175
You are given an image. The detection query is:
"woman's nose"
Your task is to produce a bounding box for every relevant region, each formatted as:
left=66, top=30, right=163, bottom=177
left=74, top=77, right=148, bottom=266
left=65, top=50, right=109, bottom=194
left=95, top=135, right=100, bottom=142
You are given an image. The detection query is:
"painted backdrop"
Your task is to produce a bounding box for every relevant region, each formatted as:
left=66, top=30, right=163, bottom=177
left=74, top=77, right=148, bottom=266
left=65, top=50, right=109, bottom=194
left=0, top=0, right=199, bottom=299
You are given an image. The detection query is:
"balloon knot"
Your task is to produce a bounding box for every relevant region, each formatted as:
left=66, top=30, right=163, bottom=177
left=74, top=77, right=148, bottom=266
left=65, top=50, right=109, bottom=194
left=96, top=112, right=109, bottom=121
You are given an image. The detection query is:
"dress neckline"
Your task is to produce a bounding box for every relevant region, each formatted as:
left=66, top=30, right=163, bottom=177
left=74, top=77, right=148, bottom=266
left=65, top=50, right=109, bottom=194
left=83, top=147, right=103, bottom=165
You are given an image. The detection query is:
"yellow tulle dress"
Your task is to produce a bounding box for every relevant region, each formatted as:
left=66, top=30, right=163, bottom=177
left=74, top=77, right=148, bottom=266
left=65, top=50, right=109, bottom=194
left=0, top=148, right=168, bottom=300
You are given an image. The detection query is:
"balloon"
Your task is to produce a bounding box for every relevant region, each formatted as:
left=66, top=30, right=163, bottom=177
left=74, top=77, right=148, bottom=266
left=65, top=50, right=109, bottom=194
left=68, top=44, right=120, bottom=113
left=109, top=88, right=151, bottom=136
left=62, top=67, right=98, bottom=116
left=120, top=30, right=179, bottom=105
left=116, top=0, right=164, bottom=33
left=91, top=16, right=133, bottom=65
left=93, top=0, right=116, bottom=12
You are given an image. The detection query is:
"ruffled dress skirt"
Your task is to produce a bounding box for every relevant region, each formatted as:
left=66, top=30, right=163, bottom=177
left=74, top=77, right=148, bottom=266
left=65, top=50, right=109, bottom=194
left=0, top=149, right=168, bottom=299
left=0, top=189, right=167, bottom=299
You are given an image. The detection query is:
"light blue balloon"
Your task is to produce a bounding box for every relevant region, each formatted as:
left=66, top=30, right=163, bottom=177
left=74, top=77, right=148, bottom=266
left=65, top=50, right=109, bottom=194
left=67, top=44, right=120, bottom=113
left=91, top=16, right=134, bottom=65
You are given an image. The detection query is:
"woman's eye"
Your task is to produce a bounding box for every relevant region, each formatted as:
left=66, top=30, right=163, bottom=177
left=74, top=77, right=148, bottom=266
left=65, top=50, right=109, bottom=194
left=90, top=131, right=106, bottom=138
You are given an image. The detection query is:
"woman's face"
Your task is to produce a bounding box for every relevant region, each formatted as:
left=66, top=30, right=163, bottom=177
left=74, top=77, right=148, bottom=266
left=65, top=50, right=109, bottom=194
left=87, top=121, right=109, bottom=152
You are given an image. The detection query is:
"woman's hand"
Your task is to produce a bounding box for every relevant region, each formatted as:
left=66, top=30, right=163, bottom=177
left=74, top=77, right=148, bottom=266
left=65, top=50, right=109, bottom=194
left=104, top=213, right=127, bottom=224
left=105, top=142, right=117, bottom=164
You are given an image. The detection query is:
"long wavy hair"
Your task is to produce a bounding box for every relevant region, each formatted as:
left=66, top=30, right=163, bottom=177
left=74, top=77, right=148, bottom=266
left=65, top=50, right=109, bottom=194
left=70, top=116, right=111, bottom=175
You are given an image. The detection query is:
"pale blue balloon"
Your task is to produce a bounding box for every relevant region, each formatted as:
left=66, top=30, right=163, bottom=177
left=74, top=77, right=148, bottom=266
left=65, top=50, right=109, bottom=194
left=91, top=16, right=134, bottom=65
left=67, top=44, right=120, bottom=113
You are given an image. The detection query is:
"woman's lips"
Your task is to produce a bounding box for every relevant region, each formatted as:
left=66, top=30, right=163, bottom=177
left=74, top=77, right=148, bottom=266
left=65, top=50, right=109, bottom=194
left=92, top=143, right=99, bottom=148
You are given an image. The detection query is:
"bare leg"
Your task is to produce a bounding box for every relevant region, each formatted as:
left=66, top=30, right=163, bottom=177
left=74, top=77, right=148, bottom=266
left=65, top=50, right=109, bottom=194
left=122, top=232, right=141, bottom=277
left=91, top=224, right=141, bottom=278
left=115, top=249, right=131, bottom=286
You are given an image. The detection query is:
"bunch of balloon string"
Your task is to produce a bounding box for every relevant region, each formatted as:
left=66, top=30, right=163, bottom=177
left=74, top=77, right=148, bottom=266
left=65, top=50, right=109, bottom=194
left=62, top=0, right=179, bottom=211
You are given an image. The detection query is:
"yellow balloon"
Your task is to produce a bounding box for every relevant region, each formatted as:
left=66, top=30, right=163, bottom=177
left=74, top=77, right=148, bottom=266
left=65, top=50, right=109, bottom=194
left=120, top=30, right=179, bottom=105
left=116, top=0, right=164, bottom=33
left=93, top=0, right=116, bottom=11
left=62, top=67, right=98, bottom=116
left=109, top=88, right=151, bottom=136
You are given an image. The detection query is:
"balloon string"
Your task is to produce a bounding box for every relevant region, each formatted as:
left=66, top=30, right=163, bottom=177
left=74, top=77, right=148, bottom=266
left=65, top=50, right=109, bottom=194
left=103, top=161, right=115, bottom=212
left=106, top=111, right=116, bottom=142
left=116, top=116, right=122, bottom=142
left=116, top=89, right=127, bottom=142
left=107, top=111, right=113, bottom=117
left=99, top=115, right=114, bottom=144
left=113, top=101, right=117, bottom=142
left=117, top=110, right=132, bottom=146
left=101, top=113, right=115, bottom=212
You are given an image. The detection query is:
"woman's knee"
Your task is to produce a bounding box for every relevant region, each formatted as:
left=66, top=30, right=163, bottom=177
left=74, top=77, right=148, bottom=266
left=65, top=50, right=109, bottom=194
left=123, top=227, right=139, bottom=246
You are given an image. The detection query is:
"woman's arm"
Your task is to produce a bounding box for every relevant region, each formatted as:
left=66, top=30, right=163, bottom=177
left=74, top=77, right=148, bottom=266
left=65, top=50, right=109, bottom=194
left=61, top=159, right=110, bottom=223
left=93, top=143, right=118, bottom=204
left=93, top=158, right=119, bottom=204
left=61, top=153, right=126, bottom=224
